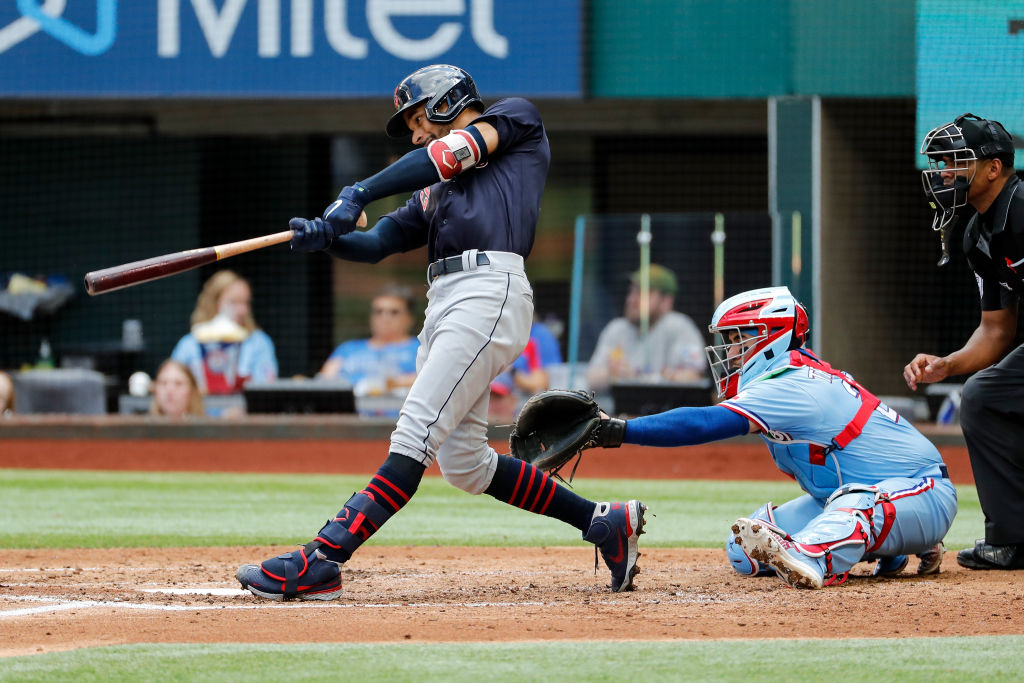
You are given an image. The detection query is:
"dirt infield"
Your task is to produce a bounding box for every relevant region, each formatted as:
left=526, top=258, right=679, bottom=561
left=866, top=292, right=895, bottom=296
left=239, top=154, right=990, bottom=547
left=2, top=436, right=1014, bottom=656
left=2, top=545, right=1023, bottom=657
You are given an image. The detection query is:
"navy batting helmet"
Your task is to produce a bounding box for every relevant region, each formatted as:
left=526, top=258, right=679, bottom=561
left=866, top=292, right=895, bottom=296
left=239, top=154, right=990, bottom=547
left=386, top=64, right=482, bottom=138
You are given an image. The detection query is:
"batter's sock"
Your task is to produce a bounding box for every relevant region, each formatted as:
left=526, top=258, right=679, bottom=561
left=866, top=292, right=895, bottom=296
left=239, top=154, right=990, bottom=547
left=318, top=453, right=425, bottom=563
left=365, top=452, right=426, bottom=514
left=484, top=454, right=595, bottom=531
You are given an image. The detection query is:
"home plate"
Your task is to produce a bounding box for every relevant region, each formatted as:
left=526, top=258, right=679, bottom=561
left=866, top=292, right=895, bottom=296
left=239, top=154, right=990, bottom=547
left=141, top=588, right=248, bottom=596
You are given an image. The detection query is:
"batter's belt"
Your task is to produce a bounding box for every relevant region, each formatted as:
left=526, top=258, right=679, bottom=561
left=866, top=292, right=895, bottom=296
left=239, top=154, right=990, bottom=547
left=428, top=252, right=491, bottom=281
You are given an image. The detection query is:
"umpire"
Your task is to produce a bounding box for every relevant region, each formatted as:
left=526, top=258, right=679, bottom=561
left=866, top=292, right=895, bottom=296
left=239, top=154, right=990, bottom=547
left=906, top=113, right=1024, bottom=570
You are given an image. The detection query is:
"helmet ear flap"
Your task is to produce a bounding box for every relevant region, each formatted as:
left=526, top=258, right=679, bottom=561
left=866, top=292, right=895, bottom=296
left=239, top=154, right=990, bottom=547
left=787, top=304, right=809, bottom=350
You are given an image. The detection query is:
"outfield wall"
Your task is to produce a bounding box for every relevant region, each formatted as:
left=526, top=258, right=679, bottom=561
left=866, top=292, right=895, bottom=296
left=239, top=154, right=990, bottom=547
left=0, top=416, right=973, bottom=484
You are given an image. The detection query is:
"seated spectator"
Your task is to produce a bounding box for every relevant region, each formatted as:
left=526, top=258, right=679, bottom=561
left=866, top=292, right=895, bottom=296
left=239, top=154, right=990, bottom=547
left=0, top=370, right=14, bottom=415
left=150, top=360, right=204, bottom=418
left=586, top=264, right=706, bottom=393
left=171, top=270, right=278, bottom=396
left=489, top=319, right=563, bottom=423
left=319, top=285, right=419, bottom=398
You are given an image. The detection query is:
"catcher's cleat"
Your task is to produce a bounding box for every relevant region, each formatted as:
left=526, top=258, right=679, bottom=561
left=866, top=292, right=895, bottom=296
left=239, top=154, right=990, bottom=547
left=583, top=500, right=646, bottom=592
left=236, top=542, right=343, bottom=601
left=731, top=518, right=825, bottom=589
left=916, top=541, right=945, bottom=575
left=872, top=554, right=909, bottom=577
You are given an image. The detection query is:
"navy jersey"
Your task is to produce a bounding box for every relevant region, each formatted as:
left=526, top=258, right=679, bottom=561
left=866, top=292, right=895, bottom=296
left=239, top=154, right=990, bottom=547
left=963, top=174, right=1024, bottom=309
left=386, top=97, right=550, bottom=263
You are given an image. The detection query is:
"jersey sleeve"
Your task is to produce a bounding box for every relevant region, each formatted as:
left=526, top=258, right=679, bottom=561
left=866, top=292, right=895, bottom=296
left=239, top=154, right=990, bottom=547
left=721, top=375, right=821, bottom=437
left=973, top=270, right=1019, bottom=311
left=470, top=98, right=545, bottom=155
left=384, top=188, right=436, bottom=250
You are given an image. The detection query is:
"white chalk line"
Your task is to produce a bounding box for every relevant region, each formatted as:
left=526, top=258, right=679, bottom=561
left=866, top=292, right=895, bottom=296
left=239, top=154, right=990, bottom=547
left=0, top=590, right=724, bottom=618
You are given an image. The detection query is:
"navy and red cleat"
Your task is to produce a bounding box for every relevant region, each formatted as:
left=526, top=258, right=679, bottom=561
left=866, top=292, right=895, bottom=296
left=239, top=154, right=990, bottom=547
left=583, top=500, right=647, bottom=592
left=236, top=541, right=343, bottom=601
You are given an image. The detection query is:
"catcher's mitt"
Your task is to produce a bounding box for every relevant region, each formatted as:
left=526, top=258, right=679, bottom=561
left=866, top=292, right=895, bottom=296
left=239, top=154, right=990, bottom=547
left=509, top=389, right=625, bottom=481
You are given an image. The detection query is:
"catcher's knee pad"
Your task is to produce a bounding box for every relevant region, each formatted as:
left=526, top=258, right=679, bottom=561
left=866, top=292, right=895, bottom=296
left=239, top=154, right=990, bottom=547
left=727, top=502, right=780, bottom=576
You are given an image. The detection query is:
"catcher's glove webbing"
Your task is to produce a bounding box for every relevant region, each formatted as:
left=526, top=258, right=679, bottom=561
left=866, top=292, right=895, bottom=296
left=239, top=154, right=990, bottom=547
left=509, top=389, right=626, bottom=482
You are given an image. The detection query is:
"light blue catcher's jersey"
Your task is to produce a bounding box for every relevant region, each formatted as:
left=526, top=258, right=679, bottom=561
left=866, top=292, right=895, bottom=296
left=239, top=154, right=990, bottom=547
left=721, top=355, right=946, bottom=501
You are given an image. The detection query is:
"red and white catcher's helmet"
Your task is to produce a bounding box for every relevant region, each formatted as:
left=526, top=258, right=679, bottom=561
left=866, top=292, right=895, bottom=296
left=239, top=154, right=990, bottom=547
left=705, top=286, right=809, bottom=399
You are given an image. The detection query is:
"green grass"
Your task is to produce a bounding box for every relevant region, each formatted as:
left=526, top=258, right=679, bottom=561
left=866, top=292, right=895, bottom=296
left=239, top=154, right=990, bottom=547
left=0, top=470, right=1007, bottom=678
left=0, top=469, right=982, bottom=550
left=2, top=637, right=1023, bottom=682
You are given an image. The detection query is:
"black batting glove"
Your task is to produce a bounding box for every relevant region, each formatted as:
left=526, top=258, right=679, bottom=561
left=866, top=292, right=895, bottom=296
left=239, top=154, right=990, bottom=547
left=289, top=216, right=333, bottom=252
left=322, top=183, right=370, bottom=237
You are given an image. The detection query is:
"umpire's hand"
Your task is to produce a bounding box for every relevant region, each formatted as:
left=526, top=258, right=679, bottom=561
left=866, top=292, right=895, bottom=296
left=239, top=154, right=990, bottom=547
left=903, top=353, right=949, bottom=391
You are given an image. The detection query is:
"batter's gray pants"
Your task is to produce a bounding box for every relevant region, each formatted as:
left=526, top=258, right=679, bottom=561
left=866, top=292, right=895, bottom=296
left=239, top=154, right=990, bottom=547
left=389, top=251, right=533, bottom=494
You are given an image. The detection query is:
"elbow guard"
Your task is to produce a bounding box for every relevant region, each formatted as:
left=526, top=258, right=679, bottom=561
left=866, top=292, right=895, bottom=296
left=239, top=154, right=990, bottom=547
left=427, top=128, right=485, bottom=182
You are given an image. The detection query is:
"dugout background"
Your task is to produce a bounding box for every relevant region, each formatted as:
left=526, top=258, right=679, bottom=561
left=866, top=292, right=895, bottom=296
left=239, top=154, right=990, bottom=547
left=0, top=1, right=1011, bottom=400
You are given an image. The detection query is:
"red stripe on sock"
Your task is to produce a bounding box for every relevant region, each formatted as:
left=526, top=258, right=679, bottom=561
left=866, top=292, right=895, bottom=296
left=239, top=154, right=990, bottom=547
left=374, top=475, right=411, bottom=503
left=517, top=465, right=537, bottom=508
left=508, top=460, right=527, bottom=505
left=538, top=481, right=557, bottom=516
left=528, top=473, right=549, bottom=512
left=366, top=483, right=399, bottom=511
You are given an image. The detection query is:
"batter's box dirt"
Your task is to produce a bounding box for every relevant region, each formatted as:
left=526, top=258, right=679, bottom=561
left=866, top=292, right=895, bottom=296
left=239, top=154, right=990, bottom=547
left=1, top=546, right=1022, bottom=656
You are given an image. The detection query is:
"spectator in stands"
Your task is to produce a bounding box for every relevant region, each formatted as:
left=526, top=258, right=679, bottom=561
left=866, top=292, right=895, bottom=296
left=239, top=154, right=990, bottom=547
left=150, top=359, right=204, bottom=418
left=171, top=270, right=278, bottom=396
left=319, top=285, right=419, bottom=398
left=586, top=264, right=706, bottom=393
left=0, top=370, right=14, bottom=415
left=489, top=319, right=562, bottom=423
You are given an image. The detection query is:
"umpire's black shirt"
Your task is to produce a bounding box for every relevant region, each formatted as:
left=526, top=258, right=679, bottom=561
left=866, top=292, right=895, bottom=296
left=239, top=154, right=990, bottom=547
left=963, top=174, right=1024, bottom=309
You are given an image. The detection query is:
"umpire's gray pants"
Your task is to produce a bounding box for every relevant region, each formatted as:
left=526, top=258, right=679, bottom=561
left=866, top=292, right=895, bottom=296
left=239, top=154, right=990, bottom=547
left=959, top=342, right=1024, bottom=545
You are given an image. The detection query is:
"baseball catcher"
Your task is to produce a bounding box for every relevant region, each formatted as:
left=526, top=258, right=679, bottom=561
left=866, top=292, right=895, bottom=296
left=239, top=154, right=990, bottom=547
left=515, top=286, right=955, bottom=589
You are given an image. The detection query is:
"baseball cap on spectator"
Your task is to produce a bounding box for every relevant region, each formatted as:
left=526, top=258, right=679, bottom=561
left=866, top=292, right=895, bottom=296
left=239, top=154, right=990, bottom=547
left=630, top=264, right=678, bottom=296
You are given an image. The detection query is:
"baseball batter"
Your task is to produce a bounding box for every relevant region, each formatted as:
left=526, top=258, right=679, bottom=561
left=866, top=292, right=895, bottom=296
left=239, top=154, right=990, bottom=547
left=586, top=287, right=956, bottom=588
left=236, top=65, right=646, bottom=600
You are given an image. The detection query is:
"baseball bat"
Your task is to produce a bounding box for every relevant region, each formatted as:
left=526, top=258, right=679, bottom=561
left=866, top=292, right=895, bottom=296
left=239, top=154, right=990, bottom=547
left=84, top=230, right=294, bottom=296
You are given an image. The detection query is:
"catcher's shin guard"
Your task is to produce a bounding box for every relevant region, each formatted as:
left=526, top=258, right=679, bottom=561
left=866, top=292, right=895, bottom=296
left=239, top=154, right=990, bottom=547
left=583, top=500, right=647, bottom=592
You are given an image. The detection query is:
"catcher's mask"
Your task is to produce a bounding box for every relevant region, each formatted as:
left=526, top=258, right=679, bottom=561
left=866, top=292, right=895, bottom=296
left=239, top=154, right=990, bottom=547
left=705, top=286, right=809, bottom=399
left=920, top=113, right=1014, bottom=256
left=387, top=64, right=483, bottom=139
